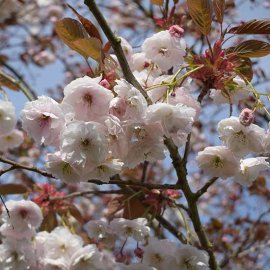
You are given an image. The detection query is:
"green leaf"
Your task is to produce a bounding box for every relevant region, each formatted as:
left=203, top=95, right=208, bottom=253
left=55, top=18, right=102, bottom=61
left=213, top=0, right=225, bottom=24
left=232, top=40, right=270, bottom=58
left=0, top=184, right=28, bottom=195
left=187, top=0, right=212, bottom=35
left=229, top=19, right=270, bottom=35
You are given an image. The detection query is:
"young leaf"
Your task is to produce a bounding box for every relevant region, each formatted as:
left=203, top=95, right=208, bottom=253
left=55, top=18, right=102, bottom=61
left=229, top=19, right=270, bottom=35
left=0, top=184, right=28, bottom=195
left=187, top=0, right=213, bottom=35
left=213, top=0, right=225, bottom=24
left=72, top=38, right=102, bottom=61
left=232, top=40, right=270, bottom=58
left=67, top=4, right=102, bottom=43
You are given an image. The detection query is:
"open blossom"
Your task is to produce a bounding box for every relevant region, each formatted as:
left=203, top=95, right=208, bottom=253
left=196, top=146, right=240, bottom=179
left=46, top=151, right=82, bottom=183
left=234, top=157, right=269, bottom=186
left=63, top=76, right=114, bottom=121
left=87, top=158, right=124, bottom=182
left=176, top=245, right=209, bottom=270
left=110, top=218, right=150, bottom=242
left=40, top=226, right=83, bottom=265
left=146, top=103, right=196, bottom=146
left=142, top=30, right=186, bottom=71
left=0, top=100, right=16, bottom=136
left=60, top=121, right=109, bottom=172
left=210, top=76, right=250, bottom=104
left=0, top=200, right=43, bottom=239
left=0, top=129, right=24, bottom=152
left=85, top=220, right=108, bottom=240
left=110, top=79, right=147, bottom=122
left=21, top=96, right=65, bottom=146
left=143, top=239, right=179, bottom=270
left=217, top=116, right=265, bottom=157
left=69, top=245, right=114, bottom=270
left=124, top=122, right=166, bottom=168
left=0, top=238, right=36, bottom=270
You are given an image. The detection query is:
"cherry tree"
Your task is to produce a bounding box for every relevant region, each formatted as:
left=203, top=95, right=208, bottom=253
left=0, top=0, right=270, bottom=269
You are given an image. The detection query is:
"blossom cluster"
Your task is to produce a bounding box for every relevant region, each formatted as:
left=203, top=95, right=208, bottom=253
left=0, top=200, right=208, bottom=270
left=197, top=114, right=270, bottom=186
left=19, top=27, right=199, bottom=184
left=0, top=100, right=24, bottom=152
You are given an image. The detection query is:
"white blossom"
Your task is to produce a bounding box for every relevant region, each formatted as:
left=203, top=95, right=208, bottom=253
left=60, top=121, right=109, bottom=172
left=217, top=116, right=265, bottom=157
left=110, top=218, right=150, bottom=242
left=142, top=30, right=186, bottom=71
left=63, top=76, right=113, bottom=121
left=21, top=96, right=65, bottom=146
left=0, top=129, right=24, bottom=152
left=0, top=200, right=43, bottom=240
left=0, top=100, right=16, bottom=136
left=196, top=146, right=240, bottom=179
left=143, top=239, right=179, bottom=270
left=176, top=245, right=209, bottom=270
left=234, top=157, right=269, bottom=186
left=146, top=103, right=195, bottom=146
left=46, top=151, right=82, bottom=183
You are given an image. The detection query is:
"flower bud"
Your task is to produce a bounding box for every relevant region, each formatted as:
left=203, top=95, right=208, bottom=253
left=169, top=25, right=184, bottom=38
left=239, top=108, right=255, bottom=126
left=99, top=79, right=110, bottom=89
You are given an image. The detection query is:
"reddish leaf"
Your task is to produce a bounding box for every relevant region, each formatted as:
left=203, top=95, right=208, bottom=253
left=103, top=41, right=111, bottom=54
left=229, top=19, right=270, bottom=35
left=0, top=184, right=28, bottom=195
left=213, top=0, right=225, bottom=24
left=187, top=0, right=213, bottom=35
left=232, top=40, right=270, bottom=58
left=67, top=4, right=102, bottom=43
left=55, top=18, right=102, bottom=61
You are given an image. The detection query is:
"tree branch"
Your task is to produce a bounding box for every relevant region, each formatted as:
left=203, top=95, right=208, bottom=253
left=195, top=177, right=219, bottom=199
left=84, top=0, right=152, bottom=105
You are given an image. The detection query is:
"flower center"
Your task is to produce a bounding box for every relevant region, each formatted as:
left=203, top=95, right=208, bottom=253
left=213, top=156, right=223, bottom=168
left=83, top=93, right=93, bottom=106
left=159, top=47, right=168, bottom=56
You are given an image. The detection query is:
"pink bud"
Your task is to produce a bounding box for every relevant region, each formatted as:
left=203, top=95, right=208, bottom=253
left=134, top=247, right=144, bottom=258
left=169, top=25, right=184, bottom=38
left=239, top=108, right=255, bottom=126
left=99, top=79, right=110, bottom=89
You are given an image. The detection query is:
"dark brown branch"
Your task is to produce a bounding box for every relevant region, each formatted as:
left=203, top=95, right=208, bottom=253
left=155, top=215, right=188, bottom=244
left=50, top=189, right=128, bottom=201
left=0, top=156, right=53, bottom=178
left=195, top=177, right=219, bottom=199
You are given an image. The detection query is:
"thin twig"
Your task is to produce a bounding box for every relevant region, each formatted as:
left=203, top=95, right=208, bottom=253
left=195, top=177, right=219, bottom=199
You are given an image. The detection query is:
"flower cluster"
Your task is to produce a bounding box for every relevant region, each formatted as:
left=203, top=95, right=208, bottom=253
left=20, top=28, right=199, bottom=184
left=0, top=200, right=208, bottom=270
left=0, top=100, right=24, bottom=152
left=197, top=115, right=269, bottom=186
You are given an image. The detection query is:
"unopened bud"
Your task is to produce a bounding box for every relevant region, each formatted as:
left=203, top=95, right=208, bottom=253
left=99, top=79, right=110, bottom=89
left=134, top=247, right=144, bottom=258
left=169, top=25, right=184, bottom=38
left=239, top=108, right=255, bottom=126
